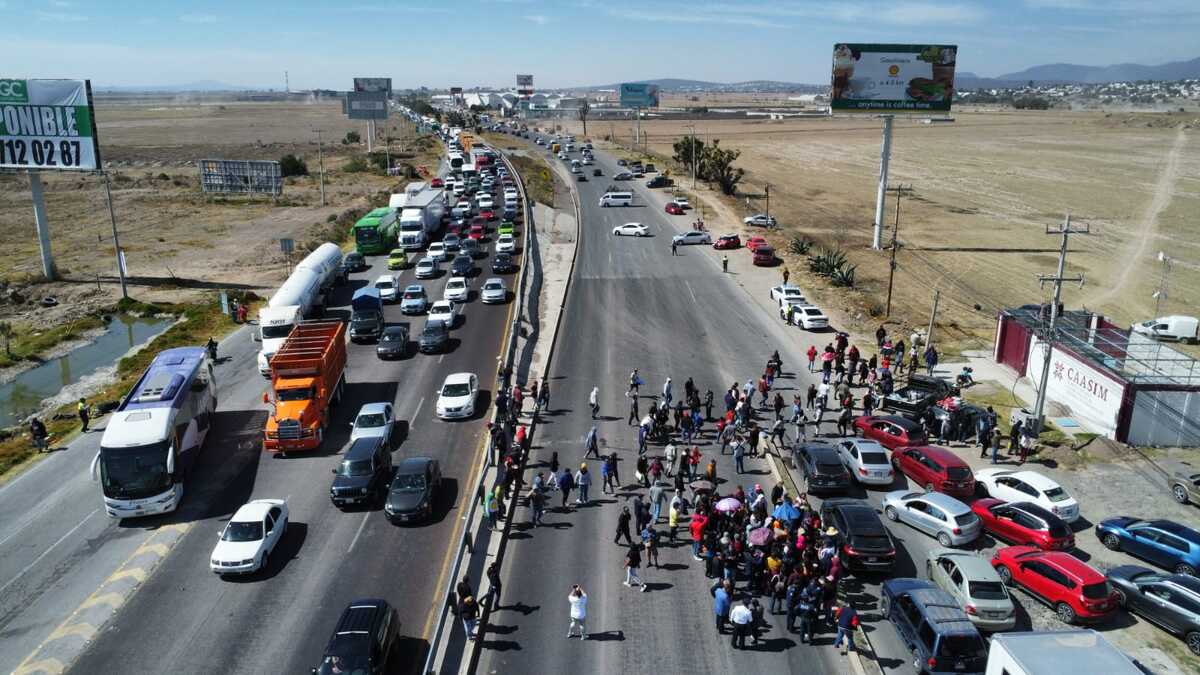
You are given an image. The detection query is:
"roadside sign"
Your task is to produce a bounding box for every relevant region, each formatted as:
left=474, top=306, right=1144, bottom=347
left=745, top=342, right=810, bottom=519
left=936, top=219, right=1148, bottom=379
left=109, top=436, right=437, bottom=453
left=0, top=78, right=102, bottom=171
left=346, top=92, right=388, bottom=120
left=353, top=77, right=392, bottom=95
left=619, top=83, right=660, bottom=108
left=516, top=74, right=533, bottom=97
left=831, top=44, right=958, bottom=112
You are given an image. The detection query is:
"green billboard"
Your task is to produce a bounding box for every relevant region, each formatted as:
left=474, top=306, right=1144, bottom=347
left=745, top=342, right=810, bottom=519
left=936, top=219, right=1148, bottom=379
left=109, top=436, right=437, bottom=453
left=0, top=78, right=101, bottom=170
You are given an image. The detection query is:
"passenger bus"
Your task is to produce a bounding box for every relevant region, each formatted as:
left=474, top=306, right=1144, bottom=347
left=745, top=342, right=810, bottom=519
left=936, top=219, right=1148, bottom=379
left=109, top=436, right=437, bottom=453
left=91, top=347, right=217, bottom=518
left=352, top=207, right=399, bottom=255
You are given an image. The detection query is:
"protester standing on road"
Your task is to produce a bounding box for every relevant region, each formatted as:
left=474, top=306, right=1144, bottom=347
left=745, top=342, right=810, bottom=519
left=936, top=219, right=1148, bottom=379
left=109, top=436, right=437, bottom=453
left=733, top=437, right=746, bottom=475
left=484, top=561, right=503, bottom=611
left=575, top=463, right=592, bottom=504
left=615, top=506, right=633, bottom=545
left=704, top=389, right=714, bottom=421
left=834, top=601, right=859, bottom=655
left=567, top=585, right=588, bottom=639
left=624, top=543, right=647, bottom=591
left=539, top=379, right=551, bottom=412
left=589, top=386, right=599, bottom=419
left=924, top=344, right=939, bottom=376
left=663, top=377, right=673, bottom=406
left=629, top=369, right=642, bottom=394
left=671, top=240, right=678, bottom=256
left=722, top=255, right=728, bottom=272
left=77, top=398, right=90, bottom=433
left=713, top=579, right=732, bottom=633
left=649, top=480, right=666, bottom=522
left=627, top=389, right=639, bottom=426
left=459, top=595, right=479, bottom=641
left=29, top=417, right=49, bottom=453
left=557, top=468, right=574, bottom=509
left=584, top=425, right=601, bottom=459
left=730, top=598, right=753, bottom=649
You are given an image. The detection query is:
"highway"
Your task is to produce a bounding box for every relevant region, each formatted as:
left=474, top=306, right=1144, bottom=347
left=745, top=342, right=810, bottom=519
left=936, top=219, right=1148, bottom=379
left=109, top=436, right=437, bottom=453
left=474, top=135, right=997, bottom=675
left=0, top=166, right=515, bottom=674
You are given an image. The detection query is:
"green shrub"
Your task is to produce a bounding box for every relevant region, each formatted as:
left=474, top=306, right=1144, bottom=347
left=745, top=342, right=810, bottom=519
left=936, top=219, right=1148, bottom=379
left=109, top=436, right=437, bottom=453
left=343, top=131, right=361, bottom=145
left=342, top=156, right=369, bottom=173
left=280, top=154, right=308, bottom=177
left=788, top=235, right=813, bottom=256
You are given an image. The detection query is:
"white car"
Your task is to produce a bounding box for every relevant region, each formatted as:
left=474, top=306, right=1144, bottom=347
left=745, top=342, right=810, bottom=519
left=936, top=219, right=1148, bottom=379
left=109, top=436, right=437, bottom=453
left=790, top=304, right=829, bottom=330
left=444, top=276, right=470, bottom=303
left=503, top=188, right=519, bottom=201
left=614, top=171, right=634, bottom=181
left=770, top=284, right=806, bottom=304
left=835, top=439, right=894, bottom=485
left=481, top=277, right=508, bottom=304
left=400, top=284, right=428, bottom=314
left=427, top=242, right=449, bottom=262
left=744, top=213, right=778, bottom=227
left=495, top=233, right=516, bottom=253
left=673, top=231, right=712, bottom=246
left=373, top=275, right=398, bottom=302
left=436, top=372, right=479, bottom=420
left=210, top=499, right=288, bottom=576
left=415, top=257, right=439, bottom=279
left=671, top=197, right=691, bottom=209
left=477, top=194, right=494, bottom=209
left=612, top=223, right=649, bottom=237
left=582, top=157, right=593, bottom=165
left=350, top=402, right=394, bottom=444
left=974, top=468, right=1080, bottom=522
left=428, top=300, right=458, bottom=328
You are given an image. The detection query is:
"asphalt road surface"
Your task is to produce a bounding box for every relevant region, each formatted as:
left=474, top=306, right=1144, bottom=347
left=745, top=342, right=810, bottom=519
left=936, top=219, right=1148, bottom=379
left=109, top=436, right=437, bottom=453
left=0, top=170, right=516, bottom=675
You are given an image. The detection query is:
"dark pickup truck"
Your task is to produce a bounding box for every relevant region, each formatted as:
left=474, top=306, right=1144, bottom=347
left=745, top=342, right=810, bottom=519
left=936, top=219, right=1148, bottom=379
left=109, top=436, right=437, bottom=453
left=880, top=374, right=957, bottom=418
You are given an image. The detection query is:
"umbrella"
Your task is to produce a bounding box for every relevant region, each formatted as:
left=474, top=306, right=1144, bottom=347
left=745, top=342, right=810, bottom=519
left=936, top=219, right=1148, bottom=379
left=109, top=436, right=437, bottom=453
left=748, top=527, right=772, bottom=546
left=773, top=501, right=801, bottom=522
left=821, top=351, right=836, bottom=362
left=715, top=497, right=742, bottom=513
left=690, top=480, right=714, bottom=493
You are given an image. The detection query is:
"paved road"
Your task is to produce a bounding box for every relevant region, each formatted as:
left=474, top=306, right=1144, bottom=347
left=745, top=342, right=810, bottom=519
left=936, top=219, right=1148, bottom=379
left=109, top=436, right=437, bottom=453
left=0, top=168, right=516, bottom=674
left=476, top=139, right=858, bottom=674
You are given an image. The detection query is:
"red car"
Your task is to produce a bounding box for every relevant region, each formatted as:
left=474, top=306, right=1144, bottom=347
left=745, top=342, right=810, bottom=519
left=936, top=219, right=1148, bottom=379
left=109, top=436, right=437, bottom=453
left=446, top=221, right=464, bottom=236
left=468, top=225, right=485, bottom=240
left=991, top=546, right=1118, bottom=624
left=891, top=445, right=975, bottom=497
left=479, top=209, right=496, bottom=221
left=665, top=202, right=685, bottom=215
left=745, top=236, right=768, bottom=252
left=971, top=499, right=1075, bottom=550
left=854, top=415, right=927, bottom=450
left=430, top=177, right=444, bottom=188
left=713, top=234, right=741, bottom=250
left=752, top=246, right=777, bottom=266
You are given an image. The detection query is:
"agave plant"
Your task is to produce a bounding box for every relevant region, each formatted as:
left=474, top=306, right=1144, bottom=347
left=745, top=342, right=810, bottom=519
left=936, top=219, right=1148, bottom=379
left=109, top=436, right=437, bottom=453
left=831, top=265, right=857, bottom=288
left=788, top=235, right=813, bottom=256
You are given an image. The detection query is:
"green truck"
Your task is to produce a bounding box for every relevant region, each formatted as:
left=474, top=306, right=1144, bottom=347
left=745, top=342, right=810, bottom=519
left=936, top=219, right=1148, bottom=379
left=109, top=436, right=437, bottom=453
left=352, top=208, right=399, bottom=255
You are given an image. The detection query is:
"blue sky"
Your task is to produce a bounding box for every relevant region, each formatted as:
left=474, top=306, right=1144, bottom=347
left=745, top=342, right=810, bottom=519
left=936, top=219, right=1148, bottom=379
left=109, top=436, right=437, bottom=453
left=3, top=0, right=1198, bottom=88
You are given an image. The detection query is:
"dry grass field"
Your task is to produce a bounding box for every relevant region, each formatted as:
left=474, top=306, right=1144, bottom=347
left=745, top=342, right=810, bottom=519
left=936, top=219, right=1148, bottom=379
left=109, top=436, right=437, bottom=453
left=561, top=109, right=1200, bottom=350
left=0, top=100, right=440, bottom=328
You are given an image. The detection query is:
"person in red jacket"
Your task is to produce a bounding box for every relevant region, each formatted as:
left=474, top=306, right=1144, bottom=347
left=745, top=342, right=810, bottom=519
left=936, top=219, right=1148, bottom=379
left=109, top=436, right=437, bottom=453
left=807, top=345, right=819, bottom=372
left=690, top=512, right=709, bottom=561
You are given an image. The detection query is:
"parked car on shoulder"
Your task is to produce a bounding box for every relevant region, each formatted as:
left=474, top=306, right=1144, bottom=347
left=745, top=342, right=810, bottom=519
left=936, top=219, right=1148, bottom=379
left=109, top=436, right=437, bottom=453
left=745, top=236, right=769, bottom=252
left=713, top=233, right=740, bottom=250
left=795, top=443, right=851, bottom=494
left=672, top=231, right=711, bottom=246
left=744, top=213, right=777, bottom=227
left=790, top=304, right=829, bottom=330
left=665, top=202, right=685, bottom=215
left=1170, top=469, right=1200, bottom=506
left=1096, top=517, right=1200, bottom=575
left=925, top=548, right=1017, bottom=632
left=892, top=445, right=975, bottom=498
left=975, top=468, right=1079, bottom=523
left=770, top=284, right=806, bottom=304
left=880, top=578, right=990, bottom=673
left=971, top=498, right=1075, bottom=550
left=835, top=438, right=894, bottom=486
left=820, top=497, right=897, bottom=573
left=1106, top=565, right=1200, bottom=655
left=992, top=545, right=1119, bottom=624
left=882, top=490, right=981, bottom=547
left=752, top=246, right=777, bottom=266
left=855, top=414, right=928, bottom=449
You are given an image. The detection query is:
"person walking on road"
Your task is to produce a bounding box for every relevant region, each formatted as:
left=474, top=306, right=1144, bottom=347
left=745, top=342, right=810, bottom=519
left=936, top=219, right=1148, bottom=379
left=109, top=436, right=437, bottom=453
left=615, top=506, right=634, bottom=545
left=627, top=389, right=639, bottom=426
left=671, top=240, right=678, bottom=256
left=530, top=483, right=546, bottom=526
left=722, top=255, right=728, bottom=272
left=733, top=437, right=746, bottom=475
left=649, top=480, right=666, bottom=522
left=484, top=561, right=503, bottom=611
left=662, top=377, right=673, bottom=407
left=624, top=543, right=647, bottom=591
left=713, top=579, right=732, bottom=634
left=557, top=468, right=574, bottom=510
left=603, top=453, right=619, bottom=493
left=924, top=344, right=939, bottom=377
left=629, top=369, right=642, bottom=395
left=730, top=598, right=753, bottom=649
left=459, top=595, right=479, bottom=641
left=834, top=601, right=859, bottom=655
left=584, top=426, right=601, bottom=459
left=575, top=463, right=592, bottom=504
left=589, top=386, right=600, bottom=419
left=77, top=398, right=91, bottom=433
left=538, top=379, right=551, bottom=413
left=567, top=585, right=588, bottom=639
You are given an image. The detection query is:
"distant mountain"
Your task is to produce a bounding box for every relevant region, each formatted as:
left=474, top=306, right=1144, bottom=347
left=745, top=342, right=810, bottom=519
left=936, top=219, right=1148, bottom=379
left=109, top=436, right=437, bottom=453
left=94, top=80, right=269, bottom=92
left=575, top=78, right=822, bottom=91
left=996, top=57, right=1200, bottom=84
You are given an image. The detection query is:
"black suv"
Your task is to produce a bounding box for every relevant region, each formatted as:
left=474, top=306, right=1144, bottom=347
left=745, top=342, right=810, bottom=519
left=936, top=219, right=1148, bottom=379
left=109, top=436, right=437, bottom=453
left=330, top=436, right=392, bottom=508
left=796, top=443, right=850, bottom=494
left=342, top=252, right=367, bottom=273
left=312, top=599, right=400, bottom=675
left=492, top=252, right=516, bottom=274
left=450, top=254, right=474, bottom=277
left=821, top=498, right=897, bottom=573
left=880, top=579, right=988, bottom=675
left=385, top=457, right=443, bottom=524
left=419, top=320, right=450, bottom=354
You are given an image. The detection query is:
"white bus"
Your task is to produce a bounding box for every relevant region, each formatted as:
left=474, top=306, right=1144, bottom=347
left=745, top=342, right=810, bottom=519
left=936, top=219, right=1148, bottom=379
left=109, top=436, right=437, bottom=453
left=599, top=191, right=633, bottom=207
left=91, top=346, right=217, bottom=518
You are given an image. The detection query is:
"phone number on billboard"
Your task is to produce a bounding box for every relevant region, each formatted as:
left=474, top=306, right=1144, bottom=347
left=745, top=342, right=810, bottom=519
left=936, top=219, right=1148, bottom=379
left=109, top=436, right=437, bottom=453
left=1, top=138, right=86, bottom=168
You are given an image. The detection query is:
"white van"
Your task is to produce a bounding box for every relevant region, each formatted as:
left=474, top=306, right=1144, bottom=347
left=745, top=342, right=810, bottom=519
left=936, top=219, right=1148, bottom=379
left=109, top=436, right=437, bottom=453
left=986, top=631, right=1141, bottom=675
left=1131, top=315, right=1199, bottom=344
left=599, top=191, right=633, bottom=207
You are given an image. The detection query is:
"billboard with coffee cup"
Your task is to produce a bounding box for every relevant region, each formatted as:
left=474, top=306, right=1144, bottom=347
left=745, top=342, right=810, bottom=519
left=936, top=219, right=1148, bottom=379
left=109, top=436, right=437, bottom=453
left=830, top=44, right=957, bottom=111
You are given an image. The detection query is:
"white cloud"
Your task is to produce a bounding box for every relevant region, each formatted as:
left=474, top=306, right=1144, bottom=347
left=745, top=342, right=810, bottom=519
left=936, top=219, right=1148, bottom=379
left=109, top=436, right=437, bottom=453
left=180, top=13, right=217, bottom=23
left=607, top=1, right=983, bottom=27
left=613, top=8, right=782, bottom=28
left=50, top=0, right=74, bottom=7
left=33, top=10, right=87, bottom=21
left=524, top=14, right=549, bottom=25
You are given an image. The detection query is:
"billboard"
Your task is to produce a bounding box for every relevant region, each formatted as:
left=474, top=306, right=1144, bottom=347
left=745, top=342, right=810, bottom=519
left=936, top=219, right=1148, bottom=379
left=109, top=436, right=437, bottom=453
left=449, top=86, right=463, bottom=95
left=346, top=91, right=389, bottom=120
left=197, top=159, right=283, bottom=196
left=0, top=78, right=101, bottom=171
left=516, top=74, right=533, bottom=96
left=831, top=44, right=957, bottom=111
left=619, top=82, right=660, bottom=108
left=353, top=77, right=392, bottom=95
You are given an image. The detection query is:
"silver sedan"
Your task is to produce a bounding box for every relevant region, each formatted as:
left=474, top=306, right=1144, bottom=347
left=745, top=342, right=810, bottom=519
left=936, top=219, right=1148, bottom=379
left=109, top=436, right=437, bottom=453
left=881, top=490, right=981, bottom=547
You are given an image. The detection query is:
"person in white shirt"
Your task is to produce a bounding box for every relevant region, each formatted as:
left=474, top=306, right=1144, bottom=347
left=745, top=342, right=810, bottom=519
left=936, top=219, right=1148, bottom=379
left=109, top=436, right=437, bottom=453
left=567, top=585, right=588, bottom=639
left=729, top=598, right=753, bottom=649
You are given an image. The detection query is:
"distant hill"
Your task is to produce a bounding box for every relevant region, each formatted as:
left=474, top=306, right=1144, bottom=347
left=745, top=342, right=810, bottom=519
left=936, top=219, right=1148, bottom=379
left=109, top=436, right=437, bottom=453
left=996, top=57, right=1200, bottom=84
left=94, top=80, right=269, bottom=93
left=575, top=78, right=822, bottom=91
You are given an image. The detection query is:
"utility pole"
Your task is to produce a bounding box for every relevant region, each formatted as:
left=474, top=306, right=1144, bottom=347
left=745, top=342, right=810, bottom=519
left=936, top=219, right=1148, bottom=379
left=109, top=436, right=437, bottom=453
left=1031, top=214, right=1089, bottom=434
left=685, top=123, right=697, bottom=189
left=103, top=172, right=129, bottom=299
left=927, top=289, right=940, bottom=346
left=1154, top=251, right=1172, bottom=318
left=873, top=115, right=895, bottom=250
left=883, top=184, right=911, bottom=317
left=765, top=184, right=771, bottom=223
left=314, top=128, right=327, bottom=207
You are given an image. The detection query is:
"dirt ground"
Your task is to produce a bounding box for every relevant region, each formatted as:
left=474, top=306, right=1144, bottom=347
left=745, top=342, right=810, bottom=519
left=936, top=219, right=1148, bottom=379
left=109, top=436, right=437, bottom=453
left=557, top=108, right=1200, bottom=354
left=0, top=100, right=441, bottom=329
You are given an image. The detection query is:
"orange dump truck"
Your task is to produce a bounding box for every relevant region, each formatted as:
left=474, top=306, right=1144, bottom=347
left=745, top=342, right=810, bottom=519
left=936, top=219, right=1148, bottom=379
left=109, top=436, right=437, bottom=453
left=263, top=321, right=347, bottom=453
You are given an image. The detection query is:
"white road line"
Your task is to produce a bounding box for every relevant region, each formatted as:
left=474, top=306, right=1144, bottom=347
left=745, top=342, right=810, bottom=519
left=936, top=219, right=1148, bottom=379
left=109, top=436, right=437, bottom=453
left=410, top=396, right=425, bottom=429
left=438, top=353, right=445, bottom=364
left=686, top=280, right=698, bottom=304
left=0, top=508, right=99, bottom=596
left=347, top=511, right=370, bottom=553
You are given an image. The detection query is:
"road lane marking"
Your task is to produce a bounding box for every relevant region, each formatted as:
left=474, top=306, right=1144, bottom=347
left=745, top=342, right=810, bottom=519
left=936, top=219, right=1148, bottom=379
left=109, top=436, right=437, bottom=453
left=107, top=567, right=146, bottom=584
left=13, top=657, right=65, bottom=675
left=46, top=622, right=94, bottom=642
left=348, top=511, right=371, bottom=553
left=0, top=508, right=99, bottom=596
left=411, top=396, right=425, bottom=428
left=79, top=592, right=123, bottom=611
left=685, top=280, right=698, bottom=304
